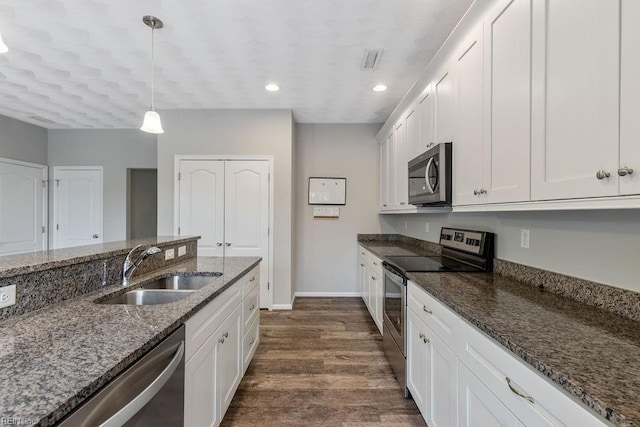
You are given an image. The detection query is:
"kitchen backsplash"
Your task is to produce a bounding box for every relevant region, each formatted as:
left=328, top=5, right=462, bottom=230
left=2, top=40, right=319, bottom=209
left=0, top=238, right=198, bottom=321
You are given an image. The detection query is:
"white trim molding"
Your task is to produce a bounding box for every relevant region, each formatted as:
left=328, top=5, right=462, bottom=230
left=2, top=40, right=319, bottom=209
left=295, top=292, right=362, bottom=298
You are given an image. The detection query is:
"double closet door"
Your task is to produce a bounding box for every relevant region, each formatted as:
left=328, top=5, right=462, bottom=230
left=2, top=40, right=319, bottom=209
left=178, top=159, right=270, bottom=308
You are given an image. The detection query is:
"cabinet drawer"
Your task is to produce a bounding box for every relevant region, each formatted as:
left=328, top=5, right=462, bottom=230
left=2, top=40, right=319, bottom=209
left=242, top=265, right=260, bottom=299
left=243, top=314, right=259, bottom=373
left=362, top=248, right=383, bottom=277
left=242, top=285, right=260, bottom=329
left=458, top=320, right=606, bottom=427
left=407, top=281, right=459, bottom=350
left=185, top=282, right=241, bottom=362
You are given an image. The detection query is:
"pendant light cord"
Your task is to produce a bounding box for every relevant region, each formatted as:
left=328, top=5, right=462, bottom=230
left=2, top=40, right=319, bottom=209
left=150, top=24, right=155, bottom=111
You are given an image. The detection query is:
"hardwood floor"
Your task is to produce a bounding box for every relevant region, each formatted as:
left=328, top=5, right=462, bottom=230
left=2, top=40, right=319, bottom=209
left=221, top=297, right=426, bottom=426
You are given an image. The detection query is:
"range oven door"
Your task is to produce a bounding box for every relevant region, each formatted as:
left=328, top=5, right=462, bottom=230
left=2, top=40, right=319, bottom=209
left=382, top=263, right=408, bottom=397
left=408, top=142, right=452, bottom=206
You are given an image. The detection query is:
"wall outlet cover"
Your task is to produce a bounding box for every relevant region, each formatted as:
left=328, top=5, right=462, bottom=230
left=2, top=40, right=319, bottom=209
left=425, top=222, right=430, bottom=233
left=178, top=246, right=187, bottom=256
left=0, top=285, right=16, bottom=309
left=165, top=249, right=175, bottom=260
left=520, top=229, right=530, bottom=249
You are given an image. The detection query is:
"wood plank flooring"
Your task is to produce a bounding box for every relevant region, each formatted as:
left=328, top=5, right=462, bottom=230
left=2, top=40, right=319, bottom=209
left=221, top=297, right=426, bottom=426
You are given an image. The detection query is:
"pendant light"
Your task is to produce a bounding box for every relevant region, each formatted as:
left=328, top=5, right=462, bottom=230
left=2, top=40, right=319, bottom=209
left=0, top=33, right=8, bottom=53
left=140, top=15, right=164, bottom=134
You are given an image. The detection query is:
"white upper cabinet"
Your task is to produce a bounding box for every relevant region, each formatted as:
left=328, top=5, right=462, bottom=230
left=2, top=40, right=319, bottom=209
left=453, top=23, right=485, bottom=206
left=620, top=0, right=640, bottom=196
left=531, top=0, right=620, bottom=200
left=418, top=84, right=435, bottom=155
left=434, top=61, right=454, bottom=145
left=380, top=136, right=390, bottom=210
left=394, top=119, right=409, bottom=207
left=482, top=0, right=532, bottom=204
left=405, top=103, right=420, bottom=163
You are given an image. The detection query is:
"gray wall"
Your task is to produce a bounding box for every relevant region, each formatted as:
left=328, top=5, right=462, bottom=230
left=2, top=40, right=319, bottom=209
left=294, top=124, right=393, bottom=295
left=0, top=115, right=48, bottom=165
left=385, top=210, right=640, bottom=293
left=156, top=109, right=295, bottom=306
left=127, top=169, right=158, bottom=239
left=47, top=130, right=157, bottom=243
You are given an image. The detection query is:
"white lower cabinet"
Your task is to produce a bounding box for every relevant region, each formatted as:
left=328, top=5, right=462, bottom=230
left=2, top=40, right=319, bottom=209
left=184, top=264, right=261, bottom=427
left=358, top=245, right=383, bottom=334
left=407, top=281, right=606, bottom=427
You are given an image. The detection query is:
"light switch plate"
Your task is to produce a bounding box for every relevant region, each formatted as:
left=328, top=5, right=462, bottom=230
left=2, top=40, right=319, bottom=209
left=0, top=285, right=16, bottom=309
left=178, top=246, right=187, bottom=256
left=313, top=207, right=340, bottom=219
left=165, top=249, right=175, bottom=260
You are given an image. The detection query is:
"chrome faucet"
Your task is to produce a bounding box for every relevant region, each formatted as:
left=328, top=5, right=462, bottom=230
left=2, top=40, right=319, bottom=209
left=122, top=244, right=161, bottom=285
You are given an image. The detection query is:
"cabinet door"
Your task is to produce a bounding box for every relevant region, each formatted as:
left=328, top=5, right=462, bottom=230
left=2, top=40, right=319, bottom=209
left=453, top=24, right=485, bottom=206
left=179, top=160, right=225, bottom=257
left=387, top=132, right=397, bottom=209
left=434, top=60, right=454, bottom=145
left=407, top=309, right=428, bottom=418
left=380, top=138, right=390, bottom=210
left=369, top=269, right=383, bottom=334
left=426, top=327, right=457, bottom=427
left=216, top=305, right=243, bottom=419
left=620, top=0, right=640, bottom=195
left=458, top=363, right=520, bottom=427
left=483, top=0, right=532, bottom=204
left=394, top=119, right=409, bottom=207
left=358, top=255, right=367, bottom=302
left=405, top=104, right=420, bottom=162
left=418, top=84, right=435, bottom=154
left=185, top=334, right=219, bottom=427
left=531, top=0, right=620, bottom=200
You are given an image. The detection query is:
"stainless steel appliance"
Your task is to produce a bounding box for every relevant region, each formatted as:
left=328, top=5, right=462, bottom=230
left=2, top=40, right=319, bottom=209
left=60, top=326, right=185, bottom=426
left=382, top=227, right=494, bottom=398
left=408, top=142, right=452, bottom=206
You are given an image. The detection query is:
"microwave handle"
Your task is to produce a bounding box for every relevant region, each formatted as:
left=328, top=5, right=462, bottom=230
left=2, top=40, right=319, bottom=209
left=425, top=157, right=436, bottom=194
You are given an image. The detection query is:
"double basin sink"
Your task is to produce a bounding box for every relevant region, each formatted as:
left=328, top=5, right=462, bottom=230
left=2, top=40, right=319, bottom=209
left=97, top=273, right=223, bottom=306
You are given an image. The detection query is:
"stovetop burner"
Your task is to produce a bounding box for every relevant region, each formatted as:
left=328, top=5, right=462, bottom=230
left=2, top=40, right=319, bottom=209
left=383, top=255, right=483, bottom=273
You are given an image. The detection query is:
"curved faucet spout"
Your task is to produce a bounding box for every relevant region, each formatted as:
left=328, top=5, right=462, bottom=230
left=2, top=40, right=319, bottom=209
left=122, top=245, right=161, bottom=285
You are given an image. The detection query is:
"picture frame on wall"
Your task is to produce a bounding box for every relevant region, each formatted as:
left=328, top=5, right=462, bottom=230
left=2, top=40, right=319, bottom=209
left=308, top=177, right=346, bottom=205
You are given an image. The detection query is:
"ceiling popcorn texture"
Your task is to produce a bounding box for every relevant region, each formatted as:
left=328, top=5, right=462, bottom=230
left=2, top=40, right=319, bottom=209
left=0, top=0, right=473, bottom=129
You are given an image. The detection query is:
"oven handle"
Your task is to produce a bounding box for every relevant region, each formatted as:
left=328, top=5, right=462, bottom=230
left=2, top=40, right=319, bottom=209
left=383, top=264, right=406, bottom=285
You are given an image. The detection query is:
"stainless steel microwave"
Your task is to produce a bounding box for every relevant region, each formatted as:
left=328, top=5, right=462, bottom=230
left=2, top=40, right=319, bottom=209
left=408, top=142, right=452, bottom=206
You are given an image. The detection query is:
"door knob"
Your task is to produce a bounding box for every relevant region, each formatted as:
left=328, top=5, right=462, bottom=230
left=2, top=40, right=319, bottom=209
left=92, top=234, right=99, bottom=239
left=225, top=242, right=231, bottom=247
left=216, top=242, right=222, bottom=247
left=618, top=166, right=634, bottom=177
left=596, top=170, right=611, bottom=180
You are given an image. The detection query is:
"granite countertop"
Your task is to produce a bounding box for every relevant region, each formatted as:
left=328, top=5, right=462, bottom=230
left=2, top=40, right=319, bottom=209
left=359, top=236, right=639, bottom=426
left=0, top=236, right=200, bottom=279
left=0, top=256, right=260, bottom=426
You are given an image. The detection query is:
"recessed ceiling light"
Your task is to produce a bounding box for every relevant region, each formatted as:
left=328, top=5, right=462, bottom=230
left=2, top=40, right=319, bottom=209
left=265, top=83, right=280, bottom=92
left=373, top=84, right=387, bottom=92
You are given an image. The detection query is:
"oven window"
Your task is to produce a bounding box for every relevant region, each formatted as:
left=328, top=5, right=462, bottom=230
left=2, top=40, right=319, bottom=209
left=384, top=274, right=403, bottom=337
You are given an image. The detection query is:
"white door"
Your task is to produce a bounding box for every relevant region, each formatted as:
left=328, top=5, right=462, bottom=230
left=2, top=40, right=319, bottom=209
left=453, top=23, right=485, bottom=206
left=405, top=104, right=420, bottom=162
left=434, top=61, right=454, bottom=145
left=407, top=309, right=428, bottom=418
left=619, top=0, right=640, bottom=195
left=483, top=0, right=532, bottom=204
left=178, top=160, right=225, bottom=257
left=224, top=160, right=270, bottom=308
left=426, top=327, right=457, bottom=427
left=0, top=158, right=47, bottom=255
left=54, top=167, right=102, bottom=248
left=531, top=0, right=620, bottom=200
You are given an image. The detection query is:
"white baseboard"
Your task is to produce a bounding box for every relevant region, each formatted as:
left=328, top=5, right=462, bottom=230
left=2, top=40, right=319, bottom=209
left=295, top=292, right=362, bottom=297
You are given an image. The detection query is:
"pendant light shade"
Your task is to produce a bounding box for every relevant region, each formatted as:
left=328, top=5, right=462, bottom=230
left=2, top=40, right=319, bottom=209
left=0, top=33, right=8, bottom=53
left=140, top=110, right=164, bottom=134
left=140, top=16, right=163, bottom=134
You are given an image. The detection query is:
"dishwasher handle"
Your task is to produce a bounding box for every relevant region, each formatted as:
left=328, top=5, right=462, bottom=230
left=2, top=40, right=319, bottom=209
left=101, top=341, right=185, bottom=427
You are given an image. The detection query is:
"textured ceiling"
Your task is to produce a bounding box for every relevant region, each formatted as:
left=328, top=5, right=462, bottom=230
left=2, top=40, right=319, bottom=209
left=0, top=0, right=473, bottom=129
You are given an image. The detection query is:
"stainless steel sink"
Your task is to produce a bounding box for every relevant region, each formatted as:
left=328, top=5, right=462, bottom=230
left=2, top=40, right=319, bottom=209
left=140, top=273, right=222, bottom=291
left=98, top=289, right=195, bottom=305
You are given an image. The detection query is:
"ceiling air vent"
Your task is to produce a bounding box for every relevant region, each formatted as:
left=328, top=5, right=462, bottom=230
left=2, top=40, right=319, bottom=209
left=361, top=49, right=382, bottom=70
left=29, top=115, right=55, bottom=124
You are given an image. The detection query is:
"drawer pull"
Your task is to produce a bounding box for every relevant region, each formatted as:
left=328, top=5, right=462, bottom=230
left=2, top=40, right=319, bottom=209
left=250, top=276, right=256, bottom=282
left=419, top=332, right=425, bottom=339
left=249, top=337, right=255, bottom=345
left=361, top=252, right=365, bottom=255
left=373, top=262, right=378, bottom=265
left=360, top=263, right=365, bottom=267
left=249, top=303, right=256, bottom=311
left=371, top=276, right=376, bottom=281
left=223, top=331, right=229, bottom=338
left=506, top=377, right=535, bottom=404
left=218, top=337, right=225, bottom=344
left=423, top=337, right=429, bottom=344
left=423, top=305, right=432, bottom=314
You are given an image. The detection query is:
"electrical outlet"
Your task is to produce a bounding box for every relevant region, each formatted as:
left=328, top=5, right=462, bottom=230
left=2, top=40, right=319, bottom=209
left=425, top=222, right=430, bottom=233
left=520, top=229, right=530, bottom=249
left=165, top=249, right=175, bottom=260
left=178, top=246, right=187, bottom=256
left=404, top=221, right=408, bottom=230
left=0, top=285, right=16, bottom=309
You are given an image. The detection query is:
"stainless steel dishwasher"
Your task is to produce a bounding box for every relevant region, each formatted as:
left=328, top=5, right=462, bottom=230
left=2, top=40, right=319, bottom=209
left=59, top=326, right=185, bottom=427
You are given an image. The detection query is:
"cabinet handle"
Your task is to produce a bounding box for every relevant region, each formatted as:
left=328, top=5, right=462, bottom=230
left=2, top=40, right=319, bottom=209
left=480, top=189, right=487, bottom=194
left=373, top=262, right=378, bottom=265
left=618, top=166, right=634, bottom=177
left=223, top=331, right=229, bottom=338
left=419, top=332, right=425, bottom=339
left=249, top=303, right=256, bottom=311
left=595, top=170, right=611, bottom=180
left=506, top=377, right=535, bottom=404
left=216, top=242, right=222, bottom=247
left=360, top=263, right=365, bottom=267
left=249, top=337, right=255, bottom=345
left=423, top=305, right=432, bottom=314
left=225, top=242, right=231, bottom=247
left=383, top=204, right=388, bottom=207
left=371, top=276, right=376, bottom=281
left=218, top=337, right=225, bottom=344
left=250, top=276, right=256, bottom=282
left=400, top=202, right=407, bottom=205
left=473, top=190, right=479, bottom=196
left=423, top=337, right=429, bottom=344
